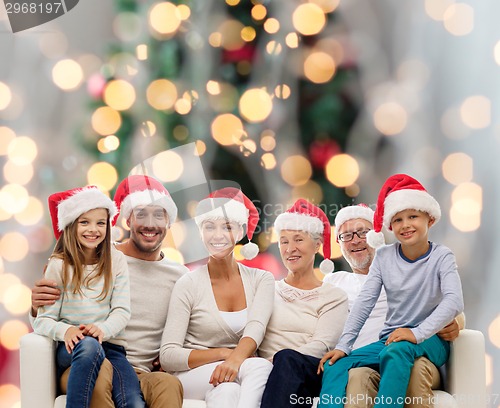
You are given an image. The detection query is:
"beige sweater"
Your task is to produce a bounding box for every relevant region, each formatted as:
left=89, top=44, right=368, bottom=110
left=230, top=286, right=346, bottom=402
left=160, top=263, right=275, bottom=372
left=258, top=280, right=349, bottom=359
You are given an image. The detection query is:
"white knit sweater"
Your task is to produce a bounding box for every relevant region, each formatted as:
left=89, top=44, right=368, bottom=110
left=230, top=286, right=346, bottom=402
left=160, top=263, right=275, bottom=372
left=258, top=280, right=349, bottom=359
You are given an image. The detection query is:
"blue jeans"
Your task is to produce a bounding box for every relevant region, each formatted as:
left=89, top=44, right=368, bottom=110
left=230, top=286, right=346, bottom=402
left=261, top=349, right=322, bottom=408
left=57, top=337, right=145, bottom=408
left=318, top=335, right=450, bottom=408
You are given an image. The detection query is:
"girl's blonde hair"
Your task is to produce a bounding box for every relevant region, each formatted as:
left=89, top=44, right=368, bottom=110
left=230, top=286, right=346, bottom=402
left=51, top=210, right=112, bottom=301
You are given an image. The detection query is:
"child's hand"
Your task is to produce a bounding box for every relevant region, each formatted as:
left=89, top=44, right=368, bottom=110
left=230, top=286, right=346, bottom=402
left=79, top=323, right=104, bottom=343
left=385, top=328, right=417, bottom=345
left=64, top=326, right=85, bottom=353
left=317, top=349, right=347, bottom=374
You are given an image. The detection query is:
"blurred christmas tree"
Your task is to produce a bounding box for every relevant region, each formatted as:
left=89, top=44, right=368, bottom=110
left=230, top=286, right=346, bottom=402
left=78, top=0, right=361, bottom=270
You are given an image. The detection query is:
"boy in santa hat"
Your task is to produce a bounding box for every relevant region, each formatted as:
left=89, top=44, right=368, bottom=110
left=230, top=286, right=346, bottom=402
left=317, top=174, right=464, bottom=408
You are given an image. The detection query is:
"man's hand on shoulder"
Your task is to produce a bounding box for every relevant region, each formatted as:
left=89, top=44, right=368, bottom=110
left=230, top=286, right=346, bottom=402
left=31, top=278, right=60, bottom=317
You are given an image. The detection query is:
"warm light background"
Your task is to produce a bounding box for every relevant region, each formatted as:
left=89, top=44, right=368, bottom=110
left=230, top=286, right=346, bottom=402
left=1, top=1, right=499, bottom=407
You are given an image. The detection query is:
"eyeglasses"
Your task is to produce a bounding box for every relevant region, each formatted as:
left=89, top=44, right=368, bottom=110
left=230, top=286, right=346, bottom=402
left=338, top=229, right=371, bottom=242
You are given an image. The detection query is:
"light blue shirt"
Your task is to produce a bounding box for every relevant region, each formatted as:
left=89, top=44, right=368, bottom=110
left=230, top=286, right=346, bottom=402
left=336, top=242, right=464, bottom=354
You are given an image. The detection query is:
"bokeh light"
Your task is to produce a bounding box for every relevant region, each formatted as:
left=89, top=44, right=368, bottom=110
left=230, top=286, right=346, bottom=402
left=309, top=0, right=340, bottom=13
left=3, top=283, right=31, bottom=315
left=304, top=52, right=336, bottom=83
left=0, top=81, right=12, bottom=110
left=460, top=96, right=491, bottom=129
left=0, top=127, right=16, bottom=155
left=280, top=155, right=313, bottom=187
left=91, top=106, right=122, bottom=136
left=261, top=153, right=277, bottom=170
left=152, top=151, right=184, bottom=182
left=195, top=140, right=206, bottom=156
left=52, top=59, right=84, bottom=90
left=0, top=184, right=29, bottom=214
left=14, top=196, right=44, bottom=226
left=87, top=162, right=118, bottom=191
left=442, top=153, right=473, bottom=185
left=0, top=383, right=21, bottom=407
left=103, top=79, right=136, bottom=111
left=292, top=3, right=326, bottom=36
left=211, top=114, right=244, bottom=146
left=0, top=273, right=21, bottom=302
left=149, top=2, right=181, bottom=36
left=7, top=136, right=38, bottom=166
left=239, top=89, right=273, bottom=123
left=0, top=320, right=29, bottom=350
left=488, top=314, right=500, bottom=348
left=0, top=232, right=29, bottom=262
left=218, top=19, right=245, bottom=51
left=3, top=161, right=33, bottom=185
left=147, top=79, right=178, bottom=110
left=449, top=182, right=482, bottom=232
left=424, top=0, right=454, bottom=21
left=251, top=4, right=267, bottom=21
left=443, top=3, right=474, bottom=36
left=291, top=180, right=323, bottom=203
left=263, top=18, right=280, bottom=34
left=373, top=102, right=408, bottom=136
left=325, top=154, right=359, bottom=187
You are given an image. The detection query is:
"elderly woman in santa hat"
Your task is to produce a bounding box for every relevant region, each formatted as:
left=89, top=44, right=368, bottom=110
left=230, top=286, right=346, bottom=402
left=259, top=199, right=349, bottom=408
left=159, top=187, right=275, bottom=408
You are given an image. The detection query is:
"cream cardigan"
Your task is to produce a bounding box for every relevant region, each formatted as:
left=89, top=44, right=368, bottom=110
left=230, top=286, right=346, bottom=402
left=160, top=263, right=275, bottom=372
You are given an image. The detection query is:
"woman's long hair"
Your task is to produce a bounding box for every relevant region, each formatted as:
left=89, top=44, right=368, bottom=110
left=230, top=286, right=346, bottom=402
left=51, top=211, right=112, bottom=301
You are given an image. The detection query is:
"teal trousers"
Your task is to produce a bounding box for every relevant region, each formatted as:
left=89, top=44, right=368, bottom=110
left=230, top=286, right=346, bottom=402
left=318, top=335, right=449, bottom=408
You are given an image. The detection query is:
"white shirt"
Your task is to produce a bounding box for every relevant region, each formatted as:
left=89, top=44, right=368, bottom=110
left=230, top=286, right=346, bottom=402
left=323, top=271, right=387, bottom=349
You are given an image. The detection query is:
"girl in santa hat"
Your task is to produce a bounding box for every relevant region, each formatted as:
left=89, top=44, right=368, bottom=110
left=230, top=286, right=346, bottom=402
left=160, top=186, right=275, bottom=408
left=317, top=174, right=464, bottom=408
left=33, top=186, right=144, bottom=408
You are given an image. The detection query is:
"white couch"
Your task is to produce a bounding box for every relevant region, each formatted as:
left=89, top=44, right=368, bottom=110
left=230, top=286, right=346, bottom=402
left=20, top=329, right=487, bottom=408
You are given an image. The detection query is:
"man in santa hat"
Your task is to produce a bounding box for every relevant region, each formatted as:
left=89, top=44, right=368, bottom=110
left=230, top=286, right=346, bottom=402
left=30, top=175, right=188, bottom=408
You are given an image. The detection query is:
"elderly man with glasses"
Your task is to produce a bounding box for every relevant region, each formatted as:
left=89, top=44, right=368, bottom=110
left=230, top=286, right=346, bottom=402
left=323, top=204, right=463, bottom=408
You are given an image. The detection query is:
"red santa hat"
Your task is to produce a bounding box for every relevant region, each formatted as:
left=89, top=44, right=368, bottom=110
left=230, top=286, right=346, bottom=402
left=48, top=186, right=118, bottom=240
left=274, top=198, right=334, bottom=274
left=195, top=187, right=260, bottom=260
left=113, top=175, right=178, bottom=226
left=334, top=204, right=374, bottom=242
left=366, top=173, right=441, bottom=248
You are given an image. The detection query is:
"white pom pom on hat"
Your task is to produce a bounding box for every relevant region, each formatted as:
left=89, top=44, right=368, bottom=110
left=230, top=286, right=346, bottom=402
left=195, top=187, right=260, bottom=260
left=274, top=198, right=334, bottom=274
left=369, top=173, right=441, bottom=248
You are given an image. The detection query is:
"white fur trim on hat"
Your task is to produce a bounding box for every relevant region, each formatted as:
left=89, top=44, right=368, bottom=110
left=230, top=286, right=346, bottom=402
left=195, top=198, right=249, bottom=227
left=382, top=189, right=441, bottom=229
left=58, top=187, right=117, bottom=232
left=120, top=190, right=178, bottom=224
left=334, top=205, right=374, bottom=232
left=274, top=212, right=324, bottom=235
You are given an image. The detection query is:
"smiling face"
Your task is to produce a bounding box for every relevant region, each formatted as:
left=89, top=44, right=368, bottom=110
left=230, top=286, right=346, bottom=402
left=278, top=230, right=320, bottom=274
left=338, top=218, right=375, bottom=275
left=128, top=205, right=169, bottom=255
left=200, top=218, right=243, bottom=259
left=76, top=208, right=108, bottom=258
left=390, top=209, right=434, bottom=250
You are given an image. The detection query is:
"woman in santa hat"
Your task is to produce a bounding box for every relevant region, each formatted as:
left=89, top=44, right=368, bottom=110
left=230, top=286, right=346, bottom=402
left=159, top=187, right=275, bottom=408
left=258, top=198, right=349, bottom=408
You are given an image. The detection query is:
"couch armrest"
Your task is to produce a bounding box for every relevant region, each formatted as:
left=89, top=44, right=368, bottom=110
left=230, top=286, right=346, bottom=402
left=20, top=332, right=58, bottom=408
left=446, top=329, right=487, bottom=408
